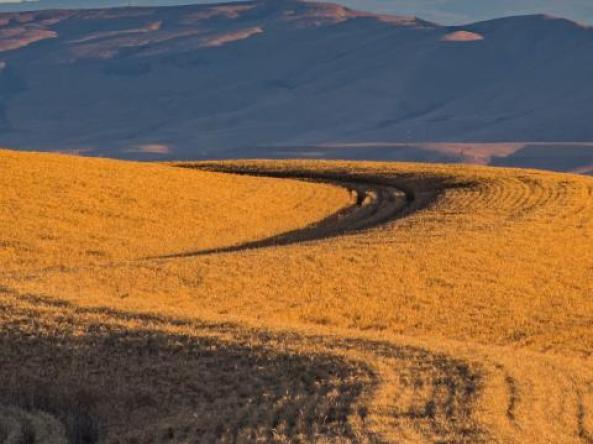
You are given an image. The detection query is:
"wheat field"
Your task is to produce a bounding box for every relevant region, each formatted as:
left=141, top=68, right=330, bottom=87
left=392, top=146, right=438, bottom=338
left=1, top=149, right=593, bottom=443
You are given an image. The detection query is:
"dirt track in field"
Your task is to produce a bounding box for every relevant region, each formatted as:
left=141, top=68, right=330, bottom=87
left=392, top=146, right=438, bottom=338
left=152, top=167, right=417, bottom=259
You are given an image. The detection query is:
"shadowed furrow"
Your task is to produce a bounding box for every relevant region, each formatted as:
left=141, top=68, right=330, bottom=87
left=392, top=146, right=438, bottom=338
left=150, top=170, right=411, bottom=258
left=0, top=288, right=484, bottom=443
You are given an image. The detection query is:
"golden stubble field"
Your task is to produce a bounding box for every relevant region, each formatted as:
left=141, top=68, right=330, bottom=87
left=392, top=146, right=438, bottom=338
left=1, top=148, right=593, bottom=443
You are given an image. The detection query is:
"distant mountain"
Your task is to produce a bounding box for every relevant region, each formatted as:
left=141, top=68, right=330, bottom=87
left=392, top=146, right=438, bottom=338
left=3, top=0, right=593, bottom=27
left=0, top=0, right=215, bottom=13
left=0, top=0, right=592, bottom=168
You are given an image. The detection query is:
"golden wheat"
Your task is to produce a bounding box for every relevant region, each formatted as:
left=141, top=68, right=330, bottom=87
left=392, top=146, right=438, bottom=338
left=1, top=150, right=593, bottom=442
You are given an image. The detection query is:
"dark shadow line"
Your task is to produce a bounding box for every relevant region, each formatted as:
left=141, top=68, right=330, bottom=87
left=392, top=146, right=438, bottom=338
left=146, top=167, right=425, bottom=260
left=1, top=286, right=486, bottom=443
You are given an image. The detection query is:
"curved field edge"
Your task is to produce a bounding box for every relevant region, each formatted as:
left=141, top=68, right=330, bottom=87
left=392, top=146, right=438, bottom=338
left=150, top=170, right=412, bottom=258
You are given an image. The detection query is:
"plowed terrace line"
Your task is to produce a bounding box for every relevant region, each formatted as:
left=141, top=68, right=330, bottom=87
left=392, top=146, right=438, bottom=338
left=151, top=167, right=416, bottom=259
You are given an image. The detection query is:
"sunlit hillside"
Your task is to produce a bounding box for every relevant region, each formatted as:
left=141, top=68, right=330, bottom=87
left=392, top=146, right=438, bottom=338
left=1, top=149, right=593, bottom=443
left=0, top=149, right=350, bottom=272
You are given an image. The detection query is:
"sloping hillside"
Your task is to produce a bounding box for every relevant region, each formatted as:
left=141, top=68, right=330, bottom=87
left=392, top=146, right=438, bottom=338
left=0, top=0, right=592, bottom=163
left=0, top=148, right=350, bottom=273
left=1, top=149, right=593, bottom=442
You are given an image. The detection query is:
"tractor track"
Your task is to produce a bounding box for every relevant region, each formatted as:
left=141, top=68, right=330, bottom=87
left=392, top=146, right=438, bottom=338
left=149, top=166, right=423, bottom=259
left=1, top=167, right=432, bottom=277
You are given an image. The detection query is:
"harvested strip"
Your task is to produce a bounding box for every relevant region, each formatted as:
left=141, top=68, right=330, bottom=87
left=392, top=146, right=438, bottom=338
left=152, top=170, right=411, bottom=258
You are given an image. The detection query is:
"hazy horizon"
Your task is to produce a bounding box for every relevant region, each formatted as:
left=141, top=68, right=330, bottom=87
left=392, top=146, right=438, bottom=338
left=0, top=0, right=592, bottom=25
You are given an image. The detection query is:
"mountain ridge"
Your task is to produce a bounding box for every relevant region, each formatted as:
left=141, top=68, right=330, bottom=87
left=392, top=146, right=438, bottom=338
left=0, top=0, right=591, bottom=28
left=0, top=0, right=592, bottom=170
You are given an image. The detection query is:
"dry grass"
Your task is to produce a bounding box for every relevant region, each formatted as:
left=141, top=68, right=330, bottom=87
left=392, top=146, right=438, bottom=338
left=1, top=149, right=593, bottom=442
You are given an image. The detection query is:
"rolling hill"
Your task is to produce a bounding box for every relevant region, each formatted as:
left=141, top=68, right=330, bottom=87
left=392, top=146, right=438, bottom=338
left=1, top=148, right=593, bottom=442
left=0, top=0, right=593, bottom=171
